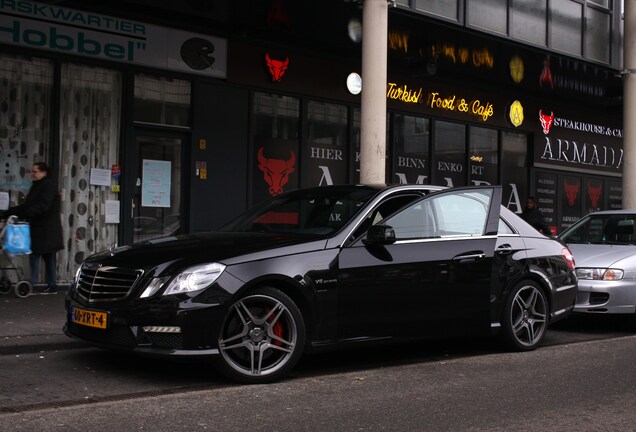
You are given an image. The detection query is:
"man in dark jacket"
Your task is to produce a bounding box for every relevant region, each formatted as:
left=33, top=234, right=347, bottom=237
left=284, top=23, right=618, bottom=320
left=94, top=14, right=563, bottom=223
left=5, top=162, right=63, bottom=293
left=521, top=196, right=551, bottom=236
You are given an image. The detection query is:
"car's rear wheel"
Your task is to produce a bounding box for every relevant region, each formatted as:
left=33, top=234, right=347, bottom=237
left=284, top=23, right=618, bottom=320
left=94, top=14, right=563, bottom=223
left=216, top=287, right=305, bottom=384
left=501, top=280, right=548, bottom=351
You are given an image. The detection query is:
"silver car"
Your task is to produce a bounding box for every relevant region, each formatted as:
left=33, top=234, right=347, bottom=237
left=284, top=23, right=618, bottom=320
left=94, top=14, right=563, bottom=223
left=559, top=210, right=636, bottom=314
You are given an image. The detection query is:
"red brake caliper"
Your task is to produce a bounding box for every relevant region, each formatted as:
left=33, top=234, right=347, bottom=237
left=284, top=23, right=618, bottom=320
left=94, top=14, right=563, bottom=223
left=265, top=305, right=284, bottom=346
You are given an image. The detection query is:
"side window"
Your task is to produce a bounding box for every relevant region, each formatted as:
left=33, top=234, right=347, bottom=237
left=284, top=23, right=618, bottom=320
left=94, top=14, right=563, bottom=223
left=351, top=193, right=422, bottom=239
left=384, top=189, right=493, bottom=240
left=498, top=218, right=515, bottom=235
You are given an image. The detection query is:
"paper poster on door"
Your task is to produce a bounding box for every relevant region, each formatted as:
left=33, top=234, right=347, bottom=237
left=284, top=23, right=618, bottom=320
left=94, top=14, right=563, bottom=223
left=141, top=159, right=171, bottom=208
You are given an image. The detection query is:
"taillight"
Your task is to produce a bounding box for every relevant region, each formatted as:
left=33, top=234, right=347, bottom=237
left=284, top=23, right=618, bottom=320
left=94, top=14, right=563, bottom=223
left=562, top=248, right=575, bottom=270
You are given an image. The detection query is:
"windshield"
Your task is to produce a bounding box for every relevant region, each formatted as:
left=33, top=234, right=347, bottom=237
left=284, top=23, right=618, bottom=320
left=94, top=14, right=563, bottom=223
left=219, top=186, right=378, bottom=236
left=560, top=214, right=636, bottom=245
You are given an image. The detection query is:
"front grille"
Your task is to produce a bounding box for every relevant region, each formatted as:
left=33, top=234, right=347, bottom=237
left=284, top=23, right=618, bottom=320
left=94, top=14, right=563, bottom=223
left=146, top=333, right=183, bottom=349
left=77, top=264, right=143, bottom=303
left=589, top=292, right=610, bottom=305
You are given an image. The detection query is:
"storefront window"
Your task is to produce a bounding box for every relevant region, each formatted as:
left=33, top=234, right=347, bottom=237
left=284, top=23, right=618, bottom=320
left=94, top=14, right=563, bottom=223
left=0, top=54, right=52, bottom=283
left=586, top=6, right=611, bottom=63
left=511, top=0, right=547, bottom=46
left=251, top=92, right=300, bottom=204
left=350, top=108, right=361, bottom=184
left=134, top=74, right=191, bottom=127
left=433, top=121, right=465, bottom=187
left=392, top=114, right=430, bottom=185
left=467, top=0, right=508, bottom=35
left=550, top=0, right=583, bottom=56
left=59, top=64, right=121, bottom=282
left=303, top=101, right=348, bottom=188
left=0, top=54, right=52, bottom=203
left=469, top=127, right=498, bottom=186
left=501, top=131, right=527, bottom=214
left=415, top=0, right=458, bottom=21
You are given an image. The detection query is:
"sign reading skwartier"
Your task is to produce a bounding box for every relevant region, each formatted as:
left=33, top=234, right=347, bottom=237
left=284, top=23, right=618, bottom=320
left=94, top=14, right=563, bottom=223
left=0, top=0, right=227, bottom=78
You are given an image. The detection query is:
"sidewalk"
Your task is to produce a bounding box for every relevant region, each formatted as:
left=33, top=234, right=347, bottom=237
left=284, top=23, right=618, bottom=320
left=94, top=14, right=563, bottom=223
left=0, top=289, right=86, bottom=355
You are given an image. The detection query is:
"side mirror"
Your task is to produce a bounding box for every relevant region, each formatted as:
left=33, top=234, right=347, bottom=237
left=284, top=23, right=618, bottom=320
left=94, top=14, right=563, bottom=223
left=363, top=224, right=396, bottom=245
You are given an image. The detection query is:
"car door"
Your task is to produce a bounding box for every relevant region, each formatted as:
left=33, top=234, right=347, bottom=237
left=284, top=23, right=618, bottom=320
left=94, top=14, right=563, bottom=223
left=336, top=186, right=502, bottom=340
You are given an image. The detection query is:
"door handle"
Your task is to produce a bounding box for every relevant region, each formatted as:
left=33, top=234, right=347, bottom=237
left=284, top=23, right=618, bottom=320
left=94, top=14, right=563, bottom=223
left=496, top=244, right=513, bottom=255
left=452, top=252, right=485, bottom=262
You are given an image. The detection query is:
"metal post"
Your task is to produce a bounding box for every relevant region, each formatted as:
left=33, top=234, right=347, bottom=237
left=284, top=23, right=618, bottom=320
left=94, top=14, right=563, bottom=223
left=623, top=1, right=636, bottom=209
left=360, top=0, right=388, bottom=185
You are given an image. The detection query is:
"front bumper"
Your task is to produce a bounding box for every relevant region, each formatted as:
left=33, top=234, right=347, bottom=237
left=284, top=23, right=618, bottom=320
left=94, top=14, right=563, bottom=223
left=64, top=294, right=227, bottom=358
left=573, top=279, right=636, bottom=314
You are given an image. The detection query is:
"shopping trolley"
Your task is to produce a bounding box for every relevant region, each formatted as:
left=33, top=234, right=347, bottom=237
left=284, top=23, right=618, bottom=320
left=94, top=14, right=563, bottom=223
left=0, top=215, right=32, bottom=298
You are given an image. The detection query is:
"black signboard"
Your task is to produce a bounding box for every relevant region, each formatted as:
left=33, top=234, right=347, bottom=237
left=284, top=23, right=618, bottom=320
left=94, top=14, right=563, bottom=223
left=583, top=177, right=604, bottom=214
left=560, top=174, right=582, bottom=232
left=534, top=171, right=558, bottom=235
left=607, top=179, right=623, bottom=210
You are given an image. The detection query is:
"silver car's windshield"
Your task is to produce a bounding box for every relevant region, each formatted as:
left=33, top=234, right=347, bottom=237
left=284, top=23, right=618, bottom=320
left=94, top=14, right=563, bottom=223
left=560, top=214, right=636, bottom=245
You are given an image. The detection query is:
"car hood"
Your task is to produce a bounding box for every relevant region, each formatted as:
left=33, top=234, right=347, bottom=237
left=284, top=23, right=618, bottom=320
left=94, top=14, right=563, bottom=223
left=85, top=231, right=327, bottom=272
left=567, top=243, right=636, bottom=268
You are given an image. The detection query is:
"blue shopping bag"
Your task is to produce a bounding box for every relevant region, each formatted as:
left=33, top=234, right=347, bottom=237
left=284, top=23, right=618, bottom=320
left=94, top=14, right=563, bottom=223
left=3, top=222, right=31, bottom=255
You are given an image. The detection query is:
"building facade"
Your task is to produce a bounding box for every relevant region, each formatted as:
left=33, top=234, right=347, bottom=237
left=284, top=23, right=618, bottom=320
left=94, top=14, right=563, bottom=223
left=0, top=0, right=624, bottom=283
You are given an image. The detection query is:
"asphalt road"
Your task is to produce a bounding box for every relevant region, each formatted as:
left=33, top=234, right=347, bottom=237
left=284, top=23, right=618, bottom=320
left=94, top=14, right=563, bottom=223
left=0, top=314, right=635, bottom=431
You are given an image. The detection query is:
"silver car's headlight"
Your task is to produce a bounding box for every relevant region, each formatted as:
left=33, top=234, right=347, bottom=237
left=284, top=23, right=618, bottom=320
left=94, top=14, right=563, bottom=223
left=575, top=268, right=624, bottom=281
left=139, top=263, right=226, bottom=298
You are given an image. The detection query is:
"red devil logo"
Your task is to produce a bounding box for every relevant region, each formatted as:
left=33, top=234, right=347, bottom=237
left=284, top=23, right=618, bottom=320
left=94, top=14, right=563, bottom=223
left=539, top=110, right=555, bottom=135
left=587, top=182, right=602, bottom=209
left=564, top=179, right=580, bottom=207
left=265, top=52, right=289, bottom=82
left=257, top=147, right=296, bottom=196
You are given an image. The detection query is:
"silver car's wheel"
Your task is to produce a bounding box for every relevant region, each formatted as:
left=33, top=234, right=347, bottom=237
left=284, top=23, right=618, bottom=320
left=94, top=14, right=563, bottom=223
left=501, top=281, right=548, bottom=351
left=217, top=287, right=305, bottom=383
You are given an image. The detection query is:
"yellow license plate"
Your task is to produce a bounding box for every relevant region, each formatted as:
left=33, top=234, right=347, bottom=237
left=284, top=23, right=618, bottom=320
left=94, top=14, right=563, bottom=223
left=72, top=306, right=108, bottom=329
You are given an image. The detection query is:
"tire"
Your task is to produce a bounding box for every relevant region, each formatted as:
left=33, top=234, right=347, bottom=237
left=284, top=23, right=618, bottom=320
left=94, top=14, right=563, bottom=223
left=216, top=287, right=306, bottom=384
left=501, top=280, right=549, bottom=351
left=15, top=280, right=32, bottom=298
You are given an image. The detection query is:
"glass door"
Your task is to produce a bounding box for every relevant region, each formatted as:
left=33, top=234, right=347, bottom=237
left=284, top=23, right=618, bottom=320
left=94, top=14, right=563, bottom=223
left=132, top=134, right=184, bottom=243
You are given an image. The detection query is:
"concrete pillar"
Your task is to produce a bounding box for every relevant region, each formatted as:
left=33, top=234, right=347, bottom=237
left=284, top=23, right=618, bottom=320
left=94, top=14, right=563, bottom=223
left=360, top=0, right=388, bottom=185
left=623, top=1, right=636, bottom=209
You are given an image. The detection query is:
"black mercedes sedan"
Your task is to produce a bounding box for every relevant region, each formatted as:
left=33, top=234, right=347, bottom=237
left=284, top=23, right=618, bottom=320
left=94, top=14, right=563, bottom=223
left=64, top=184, right=577, bottom=383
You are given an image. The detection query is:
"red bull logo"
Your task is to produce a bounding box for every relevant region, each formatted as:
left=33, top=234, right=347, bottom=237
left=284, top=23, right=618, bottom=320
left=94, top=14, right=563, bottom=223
left=587, top=182, right=602, bottom=209
left=265, top=52, right=289, bottom=82
left=564, top=179, right=580, bottom=206
left=539, top=110, right=555, bottom=135
left=257, top=147, right=296, bottom=196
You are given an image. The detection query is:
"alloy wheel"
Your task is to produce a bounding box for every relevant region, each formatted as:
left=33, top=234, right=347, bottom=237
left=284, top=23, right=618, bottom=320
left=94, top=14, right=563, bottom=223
left=218, top=290, right=303, bottom=382
left=510, top=284, right=547, bottom=348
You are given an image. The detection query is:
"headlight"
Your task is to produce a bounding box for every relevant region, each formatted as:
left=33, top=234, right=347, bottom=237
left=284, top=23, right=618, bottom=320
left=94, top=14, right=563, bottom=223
left=70, top=264, right=83, bottom=293
left=575, top=268, right=624, bottom=281
left=162, top=263, right=226, bottom=296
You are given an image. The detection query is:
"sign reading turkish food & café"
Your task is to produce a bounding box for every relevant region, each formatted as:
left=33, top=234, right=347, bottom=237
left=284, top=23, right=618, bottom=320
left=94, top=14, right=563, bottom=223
left=386, top=83, right=495, bottom=122
left=534, top=109, right=623, bottom=176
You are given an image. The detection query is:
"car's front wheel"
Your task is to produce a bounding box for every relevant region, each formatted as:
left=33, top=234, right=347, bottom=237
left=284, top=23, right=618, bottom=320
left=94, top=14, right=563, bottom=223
left=501, top=280, right=548, bottom=351
left=216, top=287, right=305, bottom=383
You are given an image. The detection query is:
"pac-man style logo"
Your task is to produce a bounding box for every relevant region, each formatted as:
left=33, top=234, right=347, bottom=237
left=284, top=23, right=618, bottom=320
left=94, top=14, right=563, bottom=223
left=509, top=100, right=524, bottom=127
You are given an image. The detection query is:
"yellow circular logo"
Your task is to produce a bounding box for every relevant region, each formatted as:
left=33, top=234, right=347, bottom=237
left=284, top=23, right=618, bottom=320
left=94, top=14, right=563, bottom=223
left=509, top=100, right=524, bottom=127
left=510, top=55, right=524, bottom=83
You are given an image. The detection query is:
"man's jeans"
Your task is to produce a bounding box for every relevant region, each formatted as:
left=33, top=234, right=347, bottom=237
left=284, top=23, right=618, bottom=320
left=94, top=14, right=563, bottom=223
left=29, top=253, right=57, bottom=287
